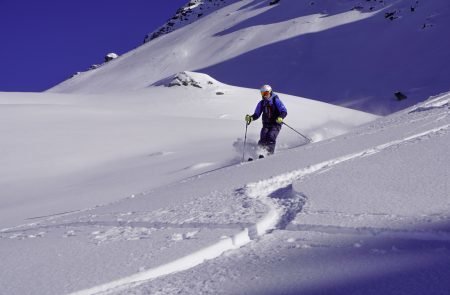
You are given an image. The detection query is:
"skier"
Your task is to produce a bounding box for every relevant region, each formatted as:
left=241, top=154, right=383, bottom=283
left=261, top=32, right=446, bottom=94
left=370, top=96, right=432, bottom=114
left=245, top=84, right=287, bottom=157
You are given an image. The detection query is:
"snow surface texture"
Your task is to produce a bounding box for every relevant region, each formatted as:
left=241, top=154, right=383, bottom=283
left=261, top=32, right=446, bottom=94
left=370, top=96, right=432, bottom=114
left=1, top=70, right=449, bottom=294
left=2, top=0, right=450, bottom=293
left=50, top=0, right=450, bottom=114
left=0, top=72, right=376, bottom=229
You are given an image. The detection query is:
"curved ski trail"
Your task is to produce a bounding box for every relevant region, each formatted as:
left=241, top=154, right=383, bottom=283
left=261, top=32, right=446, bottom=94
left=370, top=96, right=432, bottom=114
left=71, top=124, right=449, bottom=295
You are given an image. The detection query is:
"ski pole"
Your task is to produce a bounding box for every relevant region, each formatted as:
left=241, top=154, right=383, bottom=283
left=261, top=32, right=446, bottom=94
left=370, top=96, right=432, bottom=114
left=242, top=122, right=249, bottom=162
left=282, top=122, right=312, bottom=143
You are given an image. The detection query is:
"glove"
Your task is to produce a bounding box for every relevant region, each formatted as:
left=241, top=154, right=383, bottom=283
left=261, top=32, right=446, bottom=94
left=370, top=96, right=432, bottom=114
left=245, top=114, right=253, bottom=124
left=276, top=117, right=283, bottom=124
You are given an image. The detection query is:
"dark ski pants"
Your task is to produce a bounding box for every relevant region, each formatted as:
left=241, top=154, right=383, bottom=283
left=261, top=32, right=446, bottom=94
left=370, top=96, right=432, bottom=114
left=258, top=124, right=281, bottom=154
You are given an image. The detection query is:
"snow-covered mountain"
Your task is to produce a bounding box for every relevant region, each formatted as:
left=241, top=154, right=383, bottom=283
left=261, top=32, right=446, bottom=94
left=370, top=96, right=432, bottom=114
left=50, top=0, right=450, bottom=114
left=1, top=0, right=450, bottom=294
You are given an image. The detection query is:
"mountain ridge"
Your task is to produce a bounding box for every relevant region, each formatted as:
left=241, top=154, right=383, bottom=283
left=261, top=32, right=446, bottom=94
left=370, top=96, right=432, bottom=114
left=49, top=0, right=450, bottom=115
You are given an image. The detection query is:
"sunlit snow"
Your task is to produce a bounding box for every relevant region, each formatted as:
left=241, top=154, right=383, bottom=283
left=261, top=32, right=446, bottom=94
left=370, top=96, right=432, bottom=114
left=1, top=0, right=450, bottom=294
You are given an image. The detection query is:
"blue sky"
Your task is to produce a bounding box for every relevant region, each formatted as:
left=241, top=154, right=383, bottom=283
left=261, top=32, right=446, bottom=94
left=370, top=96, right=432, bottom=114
left=0, top=0, right=187, bottom=92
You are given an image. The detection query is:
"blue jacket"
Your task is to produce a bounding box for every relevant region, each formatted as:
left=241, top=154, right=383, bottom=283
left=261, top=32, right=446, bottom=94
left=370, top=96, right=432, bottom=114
left=252, top=94, right=287, bottom=126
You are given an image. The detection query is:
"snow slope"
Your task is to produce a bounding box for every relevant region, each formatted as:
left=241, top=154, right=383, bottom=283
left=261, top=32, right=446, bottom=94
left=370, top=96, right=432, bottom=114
left=91, top=92, right=450, bottom=295
left=2, top=0, right=449, bottom=293
left=1, top=80, right=448, bottom=294
left=0, top=72, right=376, bottom=229
left=49, top=0, right=450, bottom=114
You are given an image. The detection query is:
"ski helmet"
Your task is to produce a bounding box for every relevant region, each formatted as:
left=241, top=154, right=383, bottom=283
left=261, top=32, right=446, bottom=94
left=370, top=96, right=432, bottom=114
left=260, top=84, right=272, bottom=93
left=260, top=84, right=272, bottom=98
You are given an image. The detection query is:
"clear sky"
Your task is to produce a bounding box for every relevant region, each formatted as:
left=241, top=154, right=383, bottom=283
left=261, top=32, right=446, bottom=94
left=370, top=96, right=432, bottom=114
left=0, top=0, right=187, bottom=92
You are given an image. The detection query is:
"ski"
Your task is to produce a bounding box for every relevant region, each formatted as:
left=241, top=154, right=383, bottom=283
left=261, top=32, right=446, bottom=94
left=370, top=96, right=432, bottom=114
left=247, top=155, right=265, bottom=162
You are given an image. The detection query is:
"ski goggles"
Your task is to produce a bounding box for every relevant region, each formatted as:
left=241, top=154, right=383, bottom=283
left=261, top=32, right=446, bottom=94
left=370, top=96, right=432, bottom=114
left=261, top=91, right=271, bottom=97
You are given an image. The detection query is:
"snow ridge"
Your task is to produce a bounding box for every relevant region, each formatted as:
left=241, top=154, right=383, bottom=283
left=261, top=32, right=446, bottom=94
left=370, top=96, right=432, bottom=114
left=144, top=0, right=234, bottom=42
left=70, top=234, right=248, bottom=295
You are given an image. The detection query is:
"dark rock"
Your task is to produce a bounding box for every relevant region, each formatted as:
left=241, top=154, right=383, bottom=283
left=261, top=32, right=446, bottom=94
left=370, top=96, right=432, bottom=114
left=394, top=91, right=408, bottom=101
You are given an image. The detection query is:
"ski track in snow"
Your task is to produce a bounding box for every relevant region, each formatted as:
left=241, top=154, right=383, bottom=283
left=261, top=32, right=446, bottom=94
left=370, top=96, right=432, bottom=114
left=183, top=162, right=216, bottom=171
left=68, top=123, right=450, bottom=295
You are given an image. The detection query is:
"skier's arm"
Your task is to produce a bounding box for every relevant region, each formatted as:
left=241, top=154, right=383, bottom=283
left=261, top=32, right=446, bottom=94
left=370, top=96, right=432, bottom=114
left=252, top=101, right=263, bottom=120
left=275, top=97, right=287, bottom=118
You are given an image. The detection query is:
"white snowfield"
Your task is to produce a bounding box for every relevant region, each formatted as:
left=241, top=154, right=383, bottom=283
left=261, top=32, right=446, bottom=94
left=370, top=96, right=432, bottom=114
left=1, top=0, right=450, bottom=292
left=0, top=73, right=379, bottom=295
left=1, top=82, right=449, bottom=294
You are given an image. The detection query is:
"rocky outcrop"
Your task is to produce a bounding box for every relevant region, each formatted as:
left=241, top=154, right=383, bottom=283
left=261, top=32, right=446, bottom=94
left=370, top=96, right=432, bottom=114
left=105, top=53, right=119, bottom=62
left=144, top=0, right=230, bottom=43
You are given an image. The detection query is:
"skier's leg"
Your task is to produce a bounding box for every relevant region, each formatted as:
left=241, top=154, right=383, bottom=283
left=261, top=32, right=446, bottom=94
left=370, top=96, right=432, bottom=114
left=266, top=125, right=281, bottom=154
left=258, top=127, right=270, bottom=152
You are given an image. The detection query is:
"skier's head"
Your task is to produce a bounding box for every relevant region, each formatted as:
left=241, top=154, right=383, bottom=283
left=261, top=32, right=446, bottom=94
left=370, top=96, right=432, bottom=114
left=260, top=84, right=272, bottom=99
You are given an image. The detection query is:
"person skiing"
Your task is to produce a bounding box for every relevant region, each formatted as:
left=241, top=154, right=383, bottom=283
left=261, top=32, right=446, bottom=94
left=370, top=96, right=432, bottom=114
left=245, top=84, right=287, bottom=156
